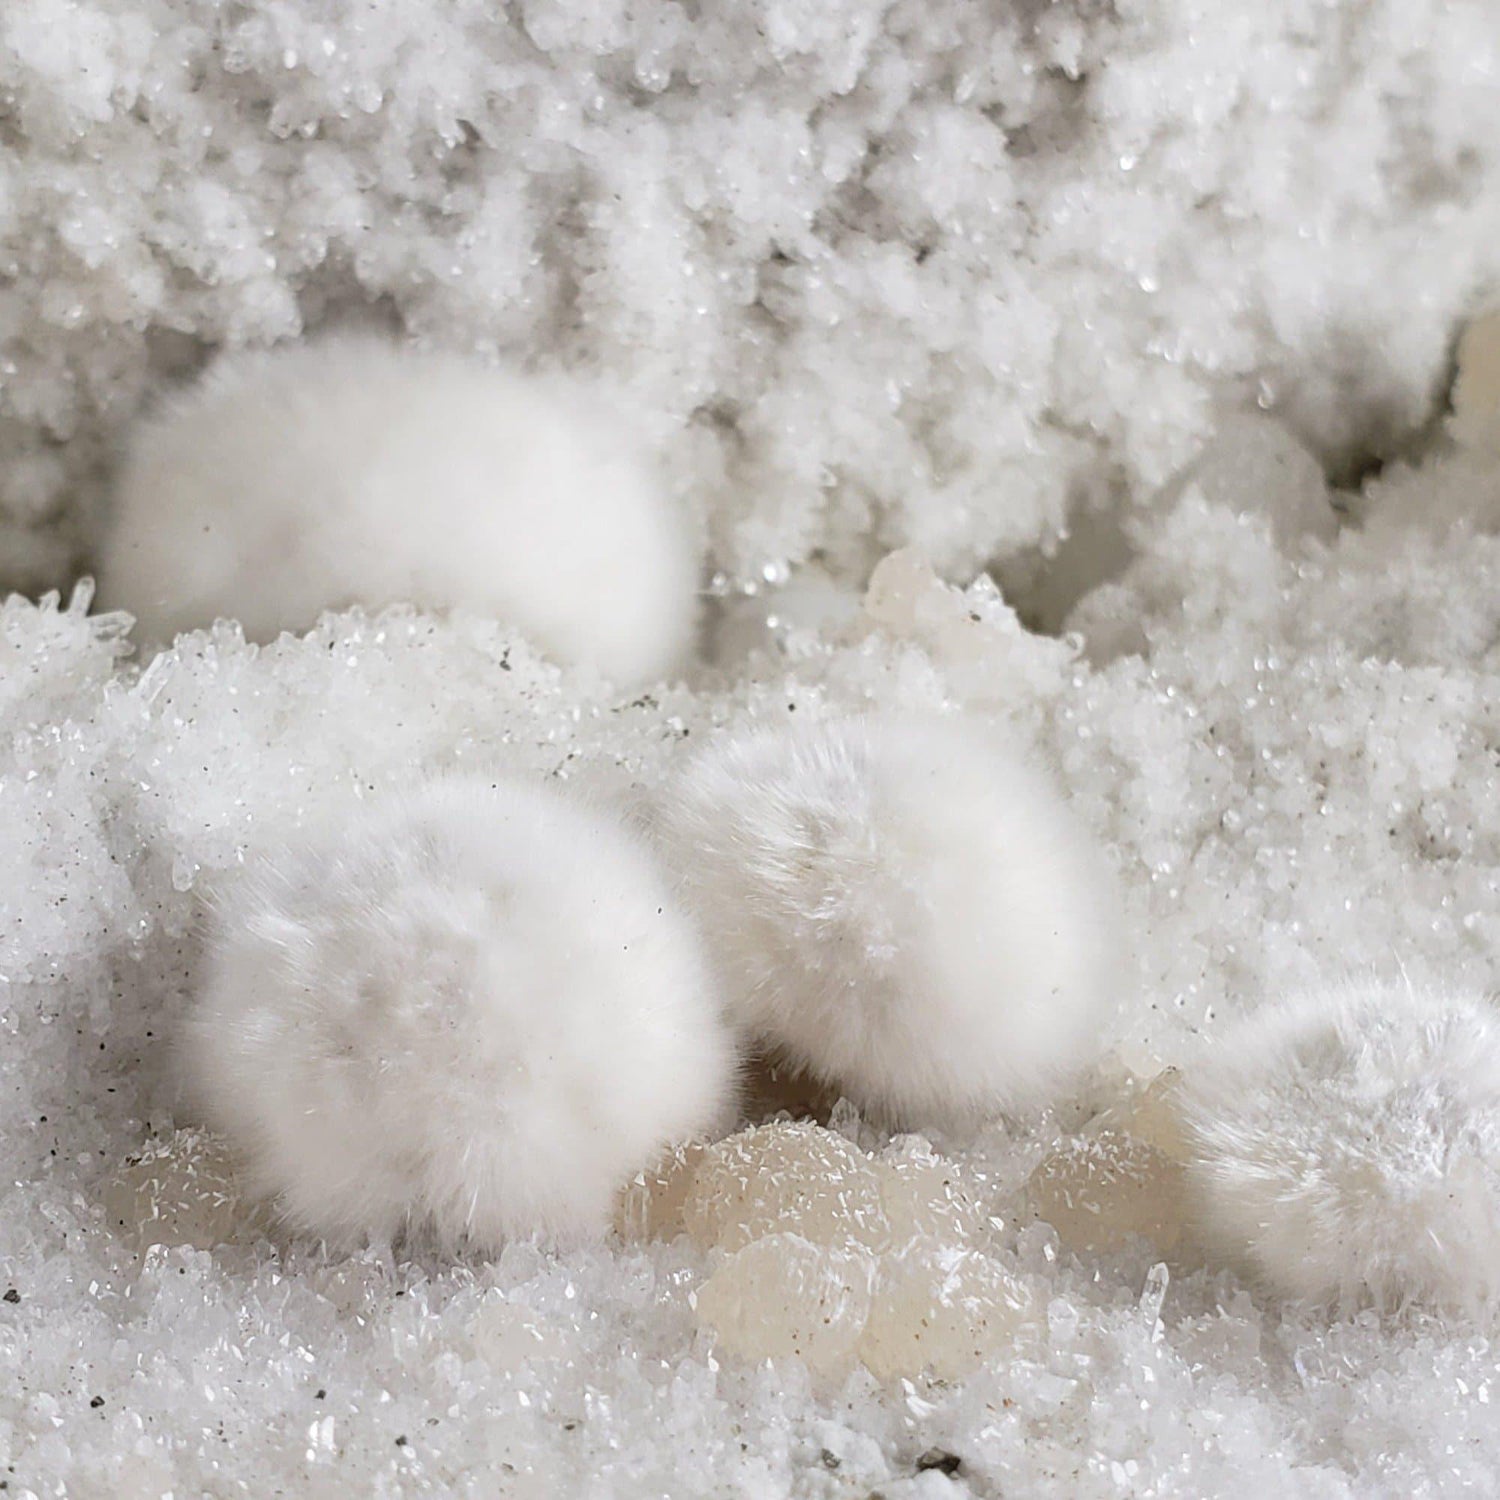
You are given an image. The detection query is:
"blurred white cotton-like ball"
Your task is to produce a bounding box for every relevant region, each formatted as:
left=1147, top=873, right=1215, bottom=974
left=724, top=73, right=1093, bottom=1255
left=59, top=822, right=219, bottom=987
left=98, top=339, right=701, bottom=686
left=183, top=776, right=736, bottom=1251
left=1180, top=983, right=1500, bottom=1313
left=665, top=713, right=1119, bottom=1128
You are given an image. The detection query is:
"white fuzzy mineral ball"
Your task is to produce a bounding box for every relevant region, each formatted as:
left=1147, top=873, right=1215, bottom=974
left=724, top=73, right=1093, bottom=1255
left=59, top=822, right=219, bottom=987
left=665, top=713, right=1119, bottom=1128
left=183, top=776, right=736, bottom=1251
left=1180, top=983, right=1500, bottom=1313
left=97, top=339, right=701, bottom=686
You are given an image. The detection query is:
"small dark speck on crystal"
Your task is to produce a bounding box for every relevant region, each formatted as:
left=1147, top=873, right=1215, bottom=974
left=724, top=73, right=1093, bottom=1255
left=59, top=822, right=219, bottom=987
left=916, top=1449, right=962, bottom=1476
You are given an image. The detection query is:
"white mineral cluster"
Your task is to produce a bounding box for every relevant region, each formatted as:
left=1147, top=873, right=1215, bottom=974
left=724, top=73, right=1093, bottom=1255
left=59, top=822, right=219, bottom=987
left=660, top=1120, right=1032, bottom=1381
left=1, top=0, right=1497, bottom=599
left=3, top=0, right=1500, bottom=1492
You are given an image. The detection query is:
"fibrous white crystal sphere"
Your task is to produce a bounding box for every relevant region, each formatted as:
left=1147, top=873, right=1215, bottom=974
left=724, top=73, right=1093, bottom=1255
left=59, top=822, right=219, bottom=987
left=183, top=776, right=735, bottom=1251
left=666, top=713, right=1119, bottom=1127
left=1180, top=984, right=1500, bottom=1313
left=98, top=338, right=701, bottom=686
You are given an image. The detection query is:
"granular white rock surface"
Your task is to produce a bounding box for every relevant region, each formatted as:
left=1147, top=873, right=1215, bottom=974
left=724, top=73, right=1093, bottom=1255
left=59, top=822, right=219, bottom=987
left=2, top=0, right=1498, bottom=593
left=4, top=0, right=1500, bottom=1495
left=4, top=487, right=1500, bottom=1495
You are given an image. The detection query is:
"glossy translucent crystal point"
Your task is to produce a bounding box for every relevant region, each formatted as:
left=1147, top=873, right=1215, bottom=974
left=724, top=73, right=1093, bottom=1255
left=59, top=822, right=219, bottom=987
left=102, top=1129, right=269, bottom=1253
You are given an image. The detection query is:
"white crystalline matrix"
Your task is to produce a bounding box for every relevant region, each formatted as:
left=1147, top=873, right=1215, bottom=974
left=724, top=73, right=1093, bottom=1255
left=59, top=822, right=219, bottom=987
left=3, top=0, right=1496, bottom=592
left=97, top=339, right=701, bottom=686
left=666, top=713, right=1119, bottom=1127
left=1179, top=983, right=1500, bottom=1313
left=182, top=775, right=736, bottom=1251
